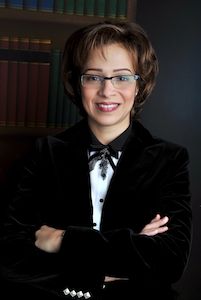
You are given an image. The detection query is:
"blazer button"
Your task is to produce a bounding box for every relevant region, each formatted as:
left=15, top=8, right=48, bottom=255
left=84, top=291, right=91, bottom=299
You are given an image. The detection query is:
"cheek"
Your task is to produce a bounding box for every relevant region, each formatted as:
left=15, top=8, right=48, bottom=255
left=123, top=89, right=136, bottom=104
left=81, top=88, right=94, bottom=109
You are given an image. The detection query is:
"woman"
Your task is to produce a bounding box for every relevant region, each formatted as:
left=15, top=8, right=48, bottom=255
left=0, top=21, right=192, bottom=300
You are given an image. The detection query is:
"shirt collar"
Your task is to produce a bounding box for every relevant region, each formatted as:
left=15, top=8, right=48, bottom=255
left=89, top=124, right=132, bottom=152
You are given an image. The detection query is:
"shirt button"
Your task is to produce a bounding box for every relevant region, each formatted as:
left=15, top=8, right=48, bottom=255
left=93, top=223, right=97, bottom=227
left=100, top=198, right=104, bottom=203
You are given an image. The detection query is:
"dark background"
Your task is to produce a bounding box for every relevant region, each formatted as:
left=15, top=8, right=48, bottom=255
left=136, top=1, right=201, bottom=299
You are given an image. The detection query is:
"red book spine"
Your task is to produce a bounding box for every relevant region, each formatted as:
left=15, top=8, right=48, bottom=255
left=16, top=37, right=29, bottom=126
left=16, top=61, right=28, bottom=126
left=0, top=36, right=9, bottom=49
left=6, top=60, right=18, bottom=126
left=0, top=60, right=8, bottom=126
left=26, top=62, right=39, bottom=127
left=35, top=62, right=50, bottom=127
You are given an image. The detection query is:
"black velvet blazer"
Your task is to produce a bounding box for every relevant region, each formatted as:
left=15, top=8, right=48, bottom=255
left=0, top=119, right=192, bottom=300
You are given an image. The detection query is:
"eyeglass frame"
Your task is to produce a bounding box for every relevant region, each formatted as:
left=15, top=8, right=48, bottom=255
left=80, top=74, right=140, bottom=89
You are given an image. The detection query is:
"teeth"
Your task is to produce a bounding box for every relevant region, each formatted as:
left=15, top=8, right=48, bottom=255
left=98, top=104, right=118, bottom=108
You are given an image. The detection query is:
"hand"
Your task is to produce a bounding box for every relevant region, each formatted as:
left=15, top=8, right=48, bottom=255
left=35, top=225, right=65, bottom=253
left=140, top=214, right=169, bottom=236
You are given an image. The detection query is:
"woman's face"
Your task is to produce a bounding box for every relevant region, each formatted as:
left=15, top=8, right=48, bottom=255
left=81, top=43, right=138, bottom=134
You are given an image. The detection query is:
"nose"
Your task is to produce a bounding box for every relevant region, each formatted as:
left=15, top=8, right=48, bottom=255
left=98, top=79, right=116, bottom=97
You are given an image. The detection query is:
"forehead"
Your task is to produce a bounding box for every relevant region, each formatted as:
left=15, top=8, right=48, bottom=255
left=85, top=43, right=135, bottom=68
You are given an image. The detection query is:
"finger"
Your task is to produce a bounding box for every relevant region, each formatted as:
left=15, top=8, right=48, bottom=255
left=148, top=216, right=169, bottom=229
left=143, top=225, right=168, bottom=236
left=150, top=214, right=161, bottom=223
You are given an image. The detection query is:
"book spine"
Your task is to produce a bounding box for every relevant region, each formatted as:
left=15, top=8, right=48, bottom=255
left=6, top=60, right=18, bottom=126
left=47, top=49, right=61, bottom=127
left=54, top=0, right=65, bottom=13
left=0, top=60, right=8, bottom=126
left=36, top=62, right=50, bottom=127
left=7, top=0, right=23, bottom=9
left=26, top=62, right=39, bottom=127
left=23, top=0, right=38, bottom=11
left=0, top=36, right=9, bottom=49
left=29, top=38, right=40, bottom=51
left=0, top=0, right=6, bottom=8
left=75, top=0, right=84, bottom=15
left=106, top=0, right=117, bottom=18
left=84, top=0, right=95, bottom=16
left=16, top=61, right=28, bottom=126
left=117, top=0, right=127, bottom=19
left=38, top=0, right=54, bottom=12
left=62, top=94, right=71, bottom=127
left=19, top=37, right=29, bottom=50
left=39, top=38, right=52, bottom=52
left=64, top=0, right=75, bottom=14
left=95, top=0, right=105, bottom=17
left=55, top=51, right=64, bottom=127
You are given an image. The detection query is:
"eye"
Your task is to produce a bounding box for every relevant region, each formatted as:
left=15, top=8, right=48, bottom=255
left=86, top=75, right=102, bottom=82
left=115, top=75, right=130, bottom=82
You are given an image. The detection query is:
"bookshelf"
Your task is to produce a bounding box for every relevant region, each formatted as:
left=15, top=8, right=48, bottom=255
left=0, top=0, right=137, bottom=186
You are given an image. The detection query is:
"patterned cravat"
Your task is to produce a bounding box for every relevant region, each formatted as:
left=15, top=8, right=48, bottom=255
left=88, top=145, right=119, bottom=180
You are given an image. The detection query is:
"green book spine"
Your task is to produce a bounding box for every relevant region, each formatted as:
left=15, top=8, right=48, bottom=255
left=55, top=52, right=64, bottom=127
left=62, top=94, right=71, bottom=127
left=64, top=0, right=75, bottom=14
left=75, top=0, right=84, bottom=15
left=95, top=0, right=105, bottom=17
left=47, top=49, right=60, bottom=127
left=54, top=0, right=65, bottom=13
left=0, top=0, right=6, bottom=8
left=84, top=0, right=95, bottom=16
left=0, top=60, right=8, bottom=126
left=117, top=0, right=127, bottom=19
left=106, top=0, right=117, bottom=18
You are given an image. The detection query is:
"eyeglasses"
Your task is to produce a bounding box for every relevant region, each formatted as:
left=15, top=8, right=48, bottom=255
left=81, top=74, right=140, bottom=89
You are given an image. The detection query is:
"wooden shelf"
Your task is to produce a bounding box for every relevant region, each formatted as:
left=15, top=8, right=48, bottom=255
left=0, top=8, right=112, bottom=25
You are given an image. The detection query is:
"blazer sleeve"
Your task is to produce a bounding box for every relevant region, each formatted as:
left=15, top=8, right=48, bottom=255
left=102, top=146, right=192, bottom=285
left=0, top=137, right=106, bottom=296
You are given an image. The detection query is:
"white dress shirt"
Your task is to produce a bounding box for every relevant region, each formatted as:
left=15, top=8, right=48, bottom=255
left=89, top=151, right=121, bottom=230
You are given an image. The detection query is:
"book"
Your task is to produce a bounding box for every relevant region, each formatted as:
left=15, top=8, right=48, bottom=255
left=36, top=62, right=50, bottom=127
left=75, top=0, right=84, bottom=15
left=24, top=0, right=38, bottom=11
left=62, top=94, right=71, bottom=127
left=0, top=0, right=6, bottom=8
left=0, top=36, right=9, bottom=49
left=106, top=0, right=117, bottom=18
left=16, top=61, right=28, bottom=126
left=55, top=52, right=64, bottom=127
left=64, top=0, right=74, bottom=14
left=26, top=62, right=39, bottom=127
left=0, top=60, right=8, bottom=126
left=6, top=60, right=18, bottom=126
left=84, top=0, right=95, bottom=16
left=9, top=36, right=19, bottom=50
left=38, top=0, right=54, bottom=12
left=16, top=37, right=29, bottom=126
left=54, top=0, right=65, bottom=13
left=95, top=0, right=105, bottom=17
left=47, top=49, right=61, bottom=127
left=7, top=0, right=23, bottom=9
left=117, top=0, right=127, bottom=19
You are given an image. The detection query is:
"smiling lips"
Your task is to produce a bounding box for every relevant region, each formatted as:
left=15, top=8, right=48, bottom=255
left=96, top=103, right=119, bottom=112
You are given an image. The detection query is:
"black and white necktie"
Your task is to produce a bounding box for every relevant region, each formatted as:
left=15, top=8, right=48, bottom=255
left=88, top=145, right=119, bottom=180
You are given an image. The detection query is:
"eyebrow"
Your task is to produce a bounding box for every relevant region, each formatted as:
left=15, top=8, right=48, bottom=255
left=84, top=68, right=133, bottom=73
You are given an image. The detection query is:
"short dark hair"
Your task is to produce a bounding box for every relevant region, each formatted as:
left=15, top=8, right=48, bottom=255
left=62, top=21, right=158, bottom=117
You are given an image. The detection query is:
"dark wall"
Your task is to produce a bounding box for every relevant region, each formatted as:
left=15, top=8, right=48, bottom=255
left=136, top=1, right=201, bottom=299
